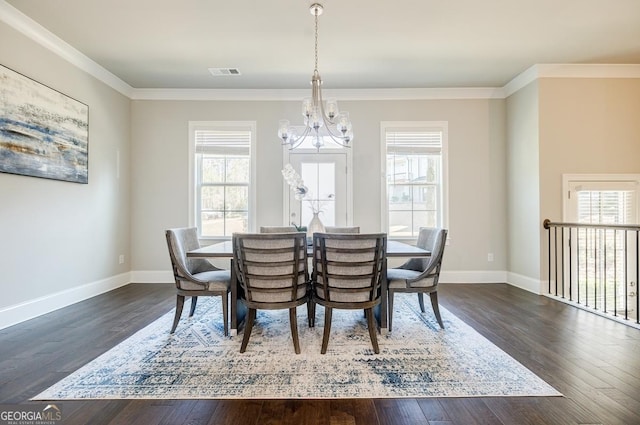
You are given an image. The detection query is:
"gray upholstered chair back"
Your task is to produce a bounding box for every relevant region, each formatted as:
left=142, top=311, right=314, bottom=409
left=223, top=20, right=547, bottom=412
left=324, top=226, right=360, bottom=234
left=165, top=227, right=231, bottom=336
left=233, top=232, right=309, bottom=305
left=401, top=227, right=445, bottom=273
left=259, top=226, right=298, bottom=233
left=397, top=227, right=448, bottom=289
left=313, top=233, right=386, bottom=304
left=166, top=227, right=220, bottom=285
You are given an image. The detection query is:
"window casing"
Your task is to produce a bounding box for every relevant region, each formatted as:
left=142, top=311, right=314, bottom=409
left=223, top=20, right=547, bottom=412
left=189, top=122, right=256, bottom=239
left=382, top=122, right=448, bottom=239
left=563, top=175, right=640, bottom=312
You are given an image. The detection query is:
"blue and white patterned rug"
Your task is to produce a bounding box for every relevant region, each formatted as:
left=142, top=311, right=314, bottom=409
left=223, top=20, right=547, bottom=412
left=34, top=294, right=560, bottom=399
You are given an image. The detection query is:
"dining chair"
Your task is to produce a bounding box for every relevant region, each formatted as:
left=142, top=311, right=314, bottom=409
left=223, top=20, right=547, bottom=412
left=386, top=227, right=448, bottom=331
left=311, top=232, right=387, bottom=354
left=259, top=226, right=298, bottom=233
left=165, top=227, right=231, bottom=336
left=233, top=232, right=311, bottom=354
left=324, top=226, right=360, bottom=233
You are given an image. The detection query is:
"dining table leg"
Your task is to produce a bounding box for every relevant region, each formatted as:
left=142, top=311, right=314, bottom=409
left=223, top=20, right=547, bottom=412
left=373, top=257, right=388, bottom=333
left=229, top=259, right=247, bottom=336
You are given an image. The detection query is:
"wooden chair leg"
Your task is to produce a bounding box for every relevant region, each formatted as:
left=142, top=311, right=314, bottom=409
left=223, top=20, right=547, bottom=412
left=388, top=289, right=395, bottom=332
left=170, top=294, right=185, bottom=334
left=189, top=296, right=198, bottom=317
left=221, top=292, right=229, bottom=337
left=240, top=308, right=256, bottom=353
left=307, top=298, right=315, bottom=328
left=289, top=307, right=301, bottom=354
left=321, top=307, right=333, bottom=354
left=417, top=293, right=425, bottom=313
left=429, top=291, right=444, bottom=329
left=365, top=308, right=380, bottom=354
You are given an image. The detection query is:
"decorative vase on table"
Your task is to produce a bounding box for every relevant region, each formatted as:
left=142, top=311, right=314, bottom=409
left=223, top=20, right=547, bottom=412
left=307, top=212, right=326, bottom=240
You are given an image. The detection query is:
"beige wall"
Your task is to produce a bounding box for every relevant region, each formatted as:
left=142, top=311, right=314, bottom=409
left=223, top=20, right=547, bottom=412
left=505, top=77, right=640, bottom=291
left=130, top=98, right=508, bottom=277
left=506, top=82, right=540, bottom=283
left=0, top=22, right=131, bottom=320
left=538, top=78, right=640, bottom=281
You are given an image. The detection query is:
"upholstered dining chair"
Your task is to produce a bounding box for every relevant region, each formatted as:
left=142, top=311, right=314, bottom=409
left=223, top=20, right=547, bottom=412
left=259, top=226, right=298, bottom=233
left=324, top=226, right=360, bottom=233
left=233, top=232, right=311, bottom=354
left=386, top=227, right=448, bottom=331
left=311, top=232, right=387, bottom=354
left=165, top=227, right=231, bottom=336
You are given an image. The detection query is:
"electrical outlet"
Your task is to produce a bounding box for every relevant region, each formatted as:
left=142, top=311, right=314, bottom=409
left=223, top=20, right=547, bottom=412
left=119, top=254, right=125, bottom=264
left=487, top=253, right=494, bottom=262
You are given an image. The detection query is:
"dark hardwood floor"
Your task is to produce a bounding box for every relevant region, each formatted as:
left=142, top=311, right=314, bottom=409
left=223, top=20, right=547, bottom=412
left=1, top=282, right=639, bottom=425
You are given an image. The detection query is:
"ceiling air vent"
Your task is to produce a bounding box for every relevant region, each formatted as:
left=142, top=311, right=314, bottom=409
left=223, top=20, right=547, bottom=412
left=208, top=68, right=241, bottom=76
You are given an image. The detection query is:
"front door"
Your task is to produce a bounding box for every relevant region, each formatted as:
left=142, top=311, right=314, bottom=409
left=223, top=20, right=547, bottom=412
left=286, top=152, right=349, bottom=229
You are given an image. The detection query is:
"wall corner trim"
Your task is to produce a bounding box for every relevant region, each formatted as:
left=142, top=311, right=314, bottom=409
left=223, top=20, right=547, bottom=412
left=506, top=272, right=543, bottom=295
left=0, top=0, right=133, bottom=97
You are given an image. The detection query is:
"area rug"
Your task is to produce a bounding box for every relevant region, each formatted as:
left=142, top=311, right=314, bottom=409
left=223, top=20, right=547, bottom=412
left=34, top=294, right=561, bottom=399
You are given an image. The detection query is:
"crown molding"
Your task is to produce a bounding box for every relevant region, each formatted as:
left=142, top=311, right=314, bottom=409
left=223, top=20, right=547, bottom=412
left=0, top=0, right=133, bottom=97
left=3, top=1, right=639, bottom=102
left=503, top=63, right=640, bottom=97
left=130, top=87, right=505, bottom=101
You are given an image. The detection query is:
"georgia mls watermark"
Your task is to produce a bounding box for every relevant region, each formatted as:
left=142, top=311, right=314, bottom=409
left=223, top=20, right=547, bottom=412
left=0, top=404, right=62, bottom=425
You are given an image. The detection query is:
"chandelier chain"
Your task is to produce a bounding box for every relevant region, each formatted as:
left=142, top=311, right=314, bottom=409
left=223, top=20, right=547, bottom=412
left=314, top=10, right=319, bottom=71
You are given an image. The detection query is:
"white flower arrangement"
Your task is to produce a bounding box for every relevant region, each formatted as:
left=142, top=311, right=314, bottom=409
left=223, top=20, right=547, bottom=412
left=281, top=164, right=308, bottom=201
left=281, top=164, right=333, bottom=215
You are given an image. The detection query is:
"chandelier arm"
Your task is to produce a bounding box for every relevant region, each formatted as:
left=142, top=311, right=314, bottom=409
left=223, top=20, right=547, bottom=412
left=315, top=78, right=337, bottom=125
left=323, top=130, right=351, bottom=147
left=285, top=126, right=312, bottom=150
left=317, top=85, right=350, bottom=146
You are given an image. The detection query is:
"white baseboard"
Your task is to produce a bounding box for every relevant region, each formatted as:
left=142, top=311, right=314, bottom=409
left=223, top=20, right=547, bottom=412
left=506, top=272, right=543, bottom=295
left=0, top=268, right=543, bottom=331
left=440, top=270, right=507, bottom=284
left=130, top=270, right=174, bottom=283
left=0, top=272, right=131, bottom=331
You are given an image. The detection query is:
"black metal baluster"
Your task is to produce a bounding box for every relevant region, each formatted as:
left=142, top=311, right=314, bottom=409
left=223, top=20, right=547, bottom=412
left=554, top=227, right=559, bottom=296
left=548, top=224, right=552, bottom=294
left=577, top=227, right=581, bottom=304
left=635, top=230, right=640, bottom=323
left=569, top=227, right=573, bottom=301
left=561, top=226, right=565, bottom=298
left=613, top=229, right=617, bottom=317
left=603, top=229, right=607, bottom=314
left=624, top=230, right=628, bottom=320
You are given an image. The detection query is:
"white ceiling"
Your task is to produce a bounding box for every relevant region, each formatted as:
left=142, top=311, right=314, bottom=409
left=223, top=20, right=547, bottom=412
left=5, top=0, right=640, bottom=90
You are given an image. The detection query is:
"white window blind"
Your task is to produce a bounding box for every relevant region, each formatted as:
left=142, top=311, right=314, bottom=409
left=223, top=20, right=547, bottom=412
left=195, top=130, right=251, bottom=155
left=573, top=181, right=638, bottom=225
left=386, top=130, right=442, bottom=155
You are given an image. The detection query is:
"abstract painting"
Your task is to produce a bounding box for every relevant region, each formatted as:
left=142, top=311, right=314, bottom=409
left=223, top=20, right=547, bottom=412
left=0, top=64, right=88, bottom=183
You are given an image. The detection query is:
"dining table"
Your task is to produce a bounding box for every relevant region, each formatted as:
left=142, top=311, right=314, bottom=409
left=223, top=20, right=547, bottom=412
left=187, top=238, right=430, bottom=336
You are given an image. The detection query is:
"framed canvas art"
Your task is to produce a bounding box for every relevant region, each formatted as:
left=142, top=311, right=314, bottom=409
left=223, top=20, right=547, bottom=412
left=0, top=64, right=89, bottom=184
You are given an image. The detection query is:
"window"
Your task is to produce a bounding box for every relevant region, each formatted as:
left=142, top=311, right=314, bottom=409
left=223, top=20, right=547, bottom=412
left=563, top=175, right=640, bottom=313
left=189, top=122, right=256, bottom=239
left=564, top=176, right=639, bottom=225
left=382, top=122, right=448, bottom=238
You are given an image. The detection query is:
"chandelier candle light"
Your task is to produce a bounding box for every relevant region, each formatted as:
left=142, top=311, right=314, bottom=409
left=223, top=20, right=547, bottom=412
left=278, top=3, right=353, bottom=150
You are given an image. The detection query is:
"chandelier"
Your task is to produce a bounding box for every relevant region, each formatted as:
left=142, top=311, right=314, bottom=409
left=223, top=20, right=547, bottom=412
left=278, top=3, right=353, bottom=150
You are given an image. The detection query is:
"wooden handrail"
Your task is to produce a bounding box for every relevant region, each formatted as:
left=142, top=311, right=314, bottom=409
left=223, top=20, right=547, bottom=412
left=543, top=219, right=640, bottom=232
